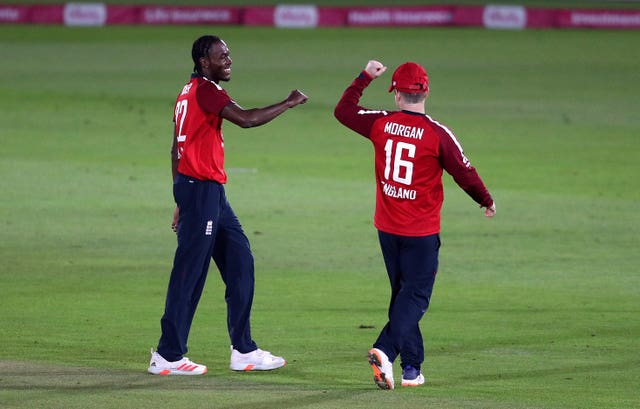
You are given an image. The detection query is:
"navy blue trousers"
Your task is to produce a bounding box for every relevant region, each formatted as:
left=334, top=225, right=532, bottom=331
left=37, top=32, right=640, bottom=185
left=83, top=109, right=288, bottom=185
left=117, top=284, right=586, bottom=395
left=157, top=173, right=257, bottom=361
left=373, top=231, right=440, bottom=370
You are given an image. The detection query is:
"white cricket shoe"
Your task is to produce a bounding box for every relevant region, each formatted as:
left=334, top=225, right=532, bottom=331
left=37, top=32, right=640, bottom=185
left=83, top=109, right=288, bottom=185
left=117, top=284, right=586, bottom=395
left=368, top=348, right=394, bottom=390
left=147, top=348, right=207, bottom=376
left=401, top=365, right=425, bottom=387
left=230, top=347, right=286, bottom=371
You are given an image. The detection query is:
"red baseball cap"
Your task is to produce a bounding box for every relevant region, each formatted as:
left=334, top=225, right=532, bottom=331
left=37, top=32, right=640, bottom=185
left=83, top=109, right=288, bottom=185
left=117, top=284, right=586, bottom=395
left=388, top=62, right=429, bottom=93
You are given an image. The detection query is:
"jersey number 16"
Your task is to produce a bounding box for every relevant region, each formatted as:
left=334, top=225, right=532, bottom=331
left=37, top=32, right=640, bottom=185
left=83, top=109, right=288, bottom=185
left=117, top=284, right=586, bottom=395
left=384, top=139, right=415, bottom=186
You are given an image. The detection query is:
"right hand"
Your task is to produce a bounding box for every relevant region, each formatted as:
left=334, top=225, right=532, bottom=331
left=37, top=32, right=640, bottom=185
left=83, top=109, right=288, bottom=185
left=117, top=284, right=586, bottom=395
left=365, top=60, right=387, bottom=79
left=286, top=90, right=308, bottom=107
left=171, top=206, right=179, bottom=233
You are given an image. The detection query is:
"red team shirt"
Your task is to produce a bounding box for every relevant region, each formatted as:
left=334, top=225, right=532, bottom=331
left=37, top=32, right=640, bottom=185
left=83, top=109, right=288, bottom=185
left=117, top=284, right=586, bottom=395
left=335, top=73, right=493, bottom=237
left=173, top=74, right=233, bottom=183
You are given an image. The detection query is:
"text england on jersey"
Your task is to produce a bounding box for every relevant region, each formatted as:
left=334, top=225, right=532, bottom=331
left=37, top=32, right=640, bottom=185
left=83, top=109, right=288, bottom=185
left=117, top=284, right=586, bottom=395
left=382, top=181, right=417, bottom=200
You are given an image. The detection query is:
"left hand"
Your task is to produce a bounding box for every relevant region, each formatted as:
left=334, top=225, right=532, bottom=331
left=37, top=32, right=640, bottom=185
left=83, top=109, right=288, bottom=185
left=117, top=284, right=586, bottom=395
left=484, top=202, right=496, bottom=218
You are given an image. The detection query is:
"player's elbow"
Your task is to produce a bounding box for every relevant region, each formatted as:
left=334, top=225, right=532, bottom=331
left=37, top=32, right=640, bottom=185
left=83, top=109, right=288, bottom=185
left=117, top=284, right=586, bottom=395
left=334, top=105, right=347, bottom=125
left=231, top=117, right=260, bottom=128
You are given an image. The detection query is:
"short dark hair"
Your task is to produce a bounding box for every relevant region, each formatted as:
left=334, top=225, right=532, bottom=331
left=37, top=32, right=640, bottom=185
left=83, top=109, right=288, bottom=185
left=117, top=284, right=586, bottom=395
left=192, top=35, right=222, bottom=74
left=399, top=91, right=426, bottom=104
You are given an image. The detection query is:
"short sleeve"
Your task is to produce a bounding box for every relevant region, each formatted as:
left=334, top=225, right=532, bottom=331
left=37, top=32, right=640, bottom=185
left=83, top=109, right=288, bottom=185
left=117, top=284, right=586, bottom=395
left=196, top=80, right=233, bottom=115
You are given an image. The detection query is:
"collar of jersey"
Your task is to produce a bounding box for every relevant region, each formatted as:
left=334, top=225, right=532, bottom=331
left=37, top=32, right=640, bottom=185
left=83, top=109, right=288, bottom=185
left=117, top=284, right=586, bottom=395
left=401, top=109, right=426, bottom=116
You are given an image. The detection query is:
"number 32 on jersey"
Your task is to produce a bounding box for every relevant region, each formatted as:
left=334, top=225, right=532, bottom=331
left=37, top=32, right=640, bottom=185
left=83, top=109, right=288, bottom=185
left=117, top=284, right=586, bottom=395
left=175, top=100, right=188, bottom=143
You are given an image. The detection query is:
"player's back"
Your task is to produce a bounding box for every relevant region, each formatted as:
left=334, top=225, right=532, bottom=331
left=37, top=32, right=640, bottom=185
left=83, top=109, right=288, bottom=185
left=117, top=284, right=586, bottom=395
left=369, top=110, right=446, bottom=236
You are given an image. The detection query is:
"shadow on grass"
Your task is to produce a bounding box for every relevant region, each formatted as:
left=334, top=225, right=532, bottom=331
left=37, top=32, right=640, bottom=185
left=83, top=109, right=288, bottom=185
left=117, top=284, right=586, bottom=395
left=0, top=359, right=294, bottom=391
left=0, top=359, right=382, bottom=409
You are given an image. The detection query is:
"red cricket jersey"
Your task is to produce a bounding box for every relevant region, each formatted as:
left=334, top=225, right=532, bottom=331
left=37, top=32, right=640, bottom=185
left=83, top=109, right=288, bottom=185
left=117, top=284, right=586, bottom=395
left=334, top=72, right=493, bottom=236
left=173, top=74, right=233, bottom=183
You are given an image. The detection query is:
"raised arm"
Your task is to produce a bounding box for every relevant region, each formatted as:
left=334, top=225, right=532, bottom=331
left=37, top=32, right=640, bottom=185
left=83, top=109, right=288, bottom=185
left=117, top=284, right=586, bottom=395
left=221, top=90, right=307, bottom=128
left=334, top=60, right=389, bottom=138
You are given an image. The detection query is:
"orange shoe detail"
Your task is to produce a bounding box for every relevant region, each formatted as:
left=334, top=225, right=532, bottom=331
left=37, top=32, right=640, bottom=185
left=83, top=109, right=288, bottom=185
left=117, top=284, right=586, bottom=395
left=368, top=349, right=393, bottom=390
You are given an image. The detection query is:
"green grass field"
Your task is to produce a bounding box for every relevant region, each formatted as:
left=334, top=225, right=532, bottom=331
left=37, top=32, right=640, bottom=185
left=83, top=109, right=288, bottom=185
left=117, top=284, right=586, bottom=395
left=1, top=21, right=639, bottom=409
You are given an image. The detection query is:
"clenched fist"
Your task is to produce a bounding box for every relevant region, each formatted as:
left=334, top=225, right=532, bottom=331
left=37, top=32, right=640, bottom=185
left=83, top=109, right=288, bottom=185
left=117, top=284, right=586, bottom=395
left=365, top=60, right=387, bottom=79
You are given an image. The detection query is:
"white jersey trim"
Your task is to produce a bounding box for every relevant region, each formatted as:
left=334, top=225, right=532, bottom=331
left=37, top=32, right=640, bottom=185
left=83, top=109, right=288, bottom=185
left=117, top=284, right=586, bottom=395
left=203, top=76, right=224, bottom=91
left=424, top=113, right=471, bottom=166
left=358, top=109, right=388, bottom=116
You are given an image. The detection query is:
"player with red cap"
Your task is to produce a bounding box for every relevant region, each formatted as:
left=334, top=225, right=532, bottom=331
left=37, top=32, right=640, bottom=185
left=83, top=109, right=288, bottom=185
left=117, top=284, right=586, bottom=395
left=334, top=60, right=496, bottom=390
left=388, top=61, right=429, bottom=93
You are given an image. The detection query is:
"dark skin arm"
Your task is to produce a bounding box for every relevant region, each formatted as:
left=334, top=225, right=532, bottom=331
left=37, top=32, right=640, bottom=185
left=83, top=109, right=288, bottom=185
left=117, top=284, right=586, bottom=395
left=220, top=90, right=308, bottom=128
left=199, top=40, right=307, bottom=127
left=172, top=39, right=308, bottom=231
left=170, top=128, right=179, bottom=181
left=170, top=89, right=307, bottom=232
left=170, top=130, right=180, bottom=232
left=170, top=90, right=307, bottom=232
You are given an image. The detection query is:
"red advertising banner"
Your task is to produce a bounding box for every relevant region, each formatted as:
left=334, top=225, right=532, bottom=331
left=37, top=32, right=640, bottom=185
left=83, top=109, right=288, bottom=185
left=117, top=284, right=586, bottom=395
left=346, top=6, right=454, bottom=27
left=450, top=5, right=557, bottom=29
left=243, top=6, right=274, bottom=26
left=105, top=5, right=137, bottom=25
left=0, top=4, right=105, bottom=25
left=525, top=7, right=556, bottom=29
left=244, top=5, right=344, bottom=27
left=317, top=7, right=345, bottom=27
left=453, top=5, right=482, bottom=27
left=557, top=9, right=640, bottom=29
left=482, top=5, right=528, bottom=29
left=1, top=3, right=638, bottom=30
left=28, top=5, right=64, bottom=25
left=0, top=4, right=30, bottom=24
left=136, top=6, right=240, bottom=25
left=64, top=3, right=107, bottom=26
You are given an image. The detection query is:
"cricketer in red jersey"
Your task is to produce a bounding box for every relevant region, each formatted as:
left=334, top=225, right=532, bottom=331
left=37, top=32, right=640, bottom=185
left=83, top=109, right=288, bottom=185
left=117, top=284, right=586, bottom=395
left=334, top=60, right=495, bottom=389
left=149, top=35, right=307, bottom=376
left=173, top=75, right=231, bottom=183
